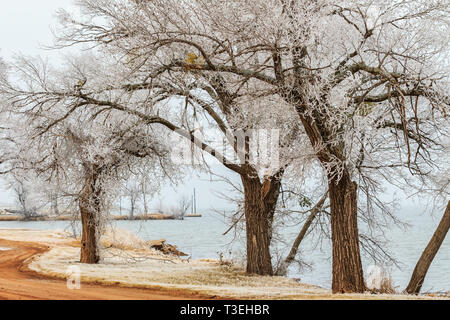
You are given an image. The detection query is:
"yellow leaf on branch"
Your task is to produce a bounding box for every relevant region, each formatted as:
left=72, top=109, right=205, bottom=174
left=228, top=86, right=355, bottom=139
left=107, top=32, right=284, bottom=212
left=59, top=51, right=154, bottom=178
left=185, top=52, right=204, bottom=71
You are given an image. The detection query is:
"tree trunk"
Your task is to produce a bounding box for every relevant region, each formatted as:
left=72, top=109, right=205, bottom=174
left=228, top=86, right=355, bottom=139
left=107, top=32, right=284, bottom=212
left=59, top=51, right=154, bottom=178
left=80, top=202, right=100, bottom=264
left=130, top=197, right=135, bottom=220
left=294, top=103, right=365, bottom=293
left=79, top=170, right=101, bottom=264
left=142, top=188, right=149, bottom=214
left=328, top=170, right=365, bottom=293
left=241, top=175, right=274, bottom=276
left=51, top=192, right=59, bottom=216
left=405, top=201, right=450, bottom=294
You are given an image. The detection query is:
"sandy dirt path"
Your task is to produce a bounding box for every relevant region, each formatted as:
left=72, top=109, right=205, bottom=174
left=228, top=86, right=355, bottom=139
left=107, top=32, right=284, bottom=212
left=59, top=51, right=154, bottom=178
left=0, top=238, right=220, bottom=300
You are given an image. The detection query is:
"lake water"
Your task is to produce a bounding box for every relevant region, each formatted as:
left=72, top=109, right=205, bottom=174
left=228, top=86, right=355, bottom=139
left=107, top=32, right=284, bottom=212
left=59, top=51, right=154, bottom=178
left=0, top=205, right=448, bottom=293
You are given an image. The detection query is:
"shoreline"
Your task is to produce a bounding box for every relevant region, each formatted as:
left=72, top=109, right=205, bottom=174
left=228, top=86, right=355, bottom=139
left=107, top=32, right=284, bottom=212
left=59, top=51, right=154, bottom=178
left=0, top=228, right=448, bottom=300
left=0, top=213, right=202, bottom=222
left=0, top=230, right=224, bottom=300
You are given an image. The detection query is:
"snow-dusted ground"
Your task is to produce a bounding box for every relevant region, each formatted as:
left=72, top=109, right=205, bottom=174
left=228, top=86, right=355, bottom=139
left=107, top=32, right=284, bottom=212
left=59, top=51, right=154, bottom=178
left=0, top=229, right=446, bottom=300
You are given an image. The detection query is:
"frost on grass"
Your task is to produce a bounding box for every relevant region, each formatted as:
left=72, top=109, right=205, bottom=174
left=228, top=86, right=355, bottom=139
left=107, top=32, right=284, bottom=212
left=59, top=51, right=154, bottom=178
left=1, top=229, right=445, bottom=300
left=16, top=227, right=327, bottom=298
left=100, top=227, right=149, bottom=251
left=0, top=229, right=72, bottom=245
left=365, top=265, right=396, bottom=294
left=30, top=245, right=330, bottom=299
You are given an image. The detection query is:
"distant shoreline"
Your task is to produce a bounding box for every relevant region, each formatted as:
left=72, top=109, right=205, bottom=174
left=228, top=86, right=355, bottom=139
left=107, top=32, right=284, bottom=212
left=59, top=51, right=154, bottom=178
left=0, top=213, right=202, bottom=222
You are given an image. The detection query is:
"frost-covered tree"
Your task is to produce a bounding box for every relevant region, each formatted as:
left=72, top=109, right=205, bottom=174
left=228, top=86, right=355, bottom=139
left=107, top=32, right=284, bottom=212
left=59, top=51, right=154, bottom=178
left=0, top=55, right=173, bottom=263
left=1, top=0, right=448, bottom=292
left=0, top=57, right=10, bottom=174
left=123, top=179, right=142, bottom=219
left=49, top=0, right=450, bottom=292
left=0, top=24, right=311, bottom=276
left=125, top=163, right=165, bottom=216
left=7, top=174, right=39, bottom=218
left=0, top=54, right=310, bottom=274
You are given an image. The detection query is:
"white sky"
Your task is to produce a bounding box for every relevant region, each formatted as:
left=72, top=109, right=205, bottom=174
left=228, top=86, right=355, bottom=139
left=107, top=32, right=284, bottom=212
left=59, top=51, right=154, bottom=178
left=0, top=1, right=73, bottom=206
left=0, top=1, right=75, bottom=60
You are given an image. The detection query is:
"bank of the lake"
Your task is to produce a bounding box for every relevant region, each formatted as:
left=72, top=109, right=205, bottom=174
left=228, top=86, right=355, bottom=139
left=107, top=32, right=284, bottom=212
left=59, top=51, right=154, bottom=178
left=0, top=204, right=448, bottom=294
left=0, top=213, right=182, bottom=222
left=0, top=229, right=447, bottom=300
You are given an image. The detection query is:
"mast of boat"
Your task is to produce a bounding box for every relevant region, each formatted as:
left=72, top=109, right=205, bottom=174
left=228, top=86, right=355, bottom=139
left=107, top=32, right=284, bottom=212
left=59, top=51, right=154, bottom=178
left=193, top=188, right=197, bottom=214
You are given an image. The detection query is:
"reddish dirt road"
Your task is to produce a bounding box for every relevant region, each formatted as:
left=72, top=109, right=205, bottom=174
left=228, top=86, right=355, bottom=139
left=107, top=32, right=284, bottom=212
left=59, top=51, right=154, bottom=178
left=0, top=238, right=218, bottom=300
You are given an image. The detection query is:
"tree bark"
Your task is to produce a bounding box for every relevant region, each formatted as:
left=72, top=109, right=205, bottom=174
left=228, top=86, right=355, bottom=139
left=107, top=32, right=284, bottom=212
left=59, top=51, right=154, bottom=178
left=329, top=170, right=365, bottom=293
left=241, top=174, right=277, bottom=276
left=79, top=169, right=101, bottom=264
left=405, top=201, right=450, bottom=294
left=294, top=102, right=365, bottom=293
left=79, top=201, right=100, bottom=264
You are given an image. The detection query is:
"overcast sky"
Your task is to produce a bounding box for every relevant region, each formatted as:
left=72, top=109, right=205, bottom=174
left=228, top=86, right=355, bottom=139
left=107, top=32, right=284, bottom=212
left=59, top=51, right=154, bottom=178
left=0, top=1, right=75, bottom=59
left=0, top=1, right=72, bottom=206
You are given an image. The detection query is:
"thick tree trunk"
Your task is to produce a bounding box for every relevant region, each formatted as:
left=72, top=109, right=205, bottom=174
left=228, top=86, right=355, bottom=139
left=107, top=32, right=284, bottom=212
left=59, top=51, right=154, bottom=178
left=80, top=202, right=100, bottom=264
left=294, top=102, right=365, bottom=293
left=241, top=175, right=274, bottom=276
left=405, top=201, right=450, bottom=294
left=79, top=171, right=101, bottom=264
left=329, top=171, right=365, bottom=293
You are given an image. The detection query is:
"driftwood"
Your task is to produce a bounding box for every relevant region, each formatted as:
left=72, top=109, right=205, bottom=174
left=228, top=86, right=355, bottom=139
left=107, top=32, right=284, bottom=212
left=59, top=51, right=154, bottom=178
left=149, top=239, right=188, bottom=257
